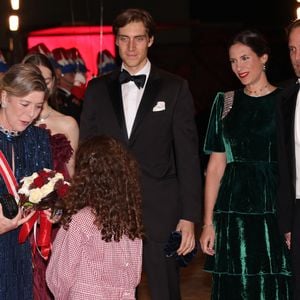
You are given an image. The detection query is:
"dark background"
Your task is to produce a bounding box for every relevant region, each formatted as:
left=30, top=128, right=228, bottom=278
left=0, top=0, right=297, bottom=144
left=0, top=1, right=295, bottom=32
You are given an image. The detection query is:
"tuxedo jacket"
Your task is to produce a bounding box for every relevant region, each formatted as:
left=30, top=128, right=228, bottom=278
left=277, top=79, right=299, bottom=234
left=80, top=65, right=202, bottom=242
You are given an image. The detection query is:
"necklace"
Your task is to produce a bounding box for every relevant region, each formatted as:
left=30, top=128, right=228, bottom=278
left=0, top=113, right=20, bottom=138
left=37, top=111, right=51, bottom=122
left=0, top=125, right=20, bottom=138
left=244, top=84, right=271, bottom=97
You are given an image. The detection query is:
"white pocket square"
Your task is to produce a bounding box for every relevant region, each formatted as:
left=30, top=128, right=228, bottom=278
left=152, top=101, right=165, bottom=112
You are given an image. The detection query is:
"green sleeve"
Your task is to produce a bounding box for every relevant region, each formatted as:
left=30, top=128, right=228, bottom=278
left=203, top=92, right=225, bottom=154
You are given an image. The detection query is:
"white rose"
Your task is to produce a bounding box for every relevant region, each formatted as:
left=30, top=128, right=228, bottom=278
left=41, top=182, right=55, bottom=197
left=20, top=172, right=39, bottom=190
left=53, top=173, right=64, bottom=181
left=18, top=186, right=30, bottom=196
left=29, top=188, right=43, bottom=203
left=19, top=172, right=39, bottom=195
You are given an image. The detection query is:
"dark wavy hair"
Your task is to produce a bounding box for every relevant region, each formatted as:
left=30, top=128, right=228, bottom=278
left=113, top=8, right=156, bottom=38
left=60, top=135, right=144, bottom=242
left=229, top=29, right=270, bottom=58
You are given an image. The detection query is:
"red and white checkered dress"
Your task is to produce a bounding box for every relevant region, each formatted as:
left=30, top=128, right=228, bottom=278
left=46, top=207, right=143, bottom=299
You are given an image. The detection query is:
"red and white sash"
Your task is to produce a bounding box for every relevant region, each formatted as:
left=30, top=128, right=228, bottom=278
left=0, top=150, right=19, bottom=201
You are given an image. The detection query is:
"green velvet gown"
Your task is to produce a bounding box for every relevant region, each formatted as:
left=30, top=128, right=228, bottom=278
left=204, top=89, right=292, bottom=299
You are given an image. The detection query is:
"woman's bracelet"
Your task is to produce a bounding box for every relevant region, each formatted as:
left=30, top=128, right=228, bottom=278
left=202, top=223, right=214, bottom=229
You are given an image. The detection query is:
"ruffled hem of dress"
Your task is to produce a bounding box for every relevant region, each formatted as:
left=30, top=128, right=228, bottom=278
left=208, top=212, right=291, bottom=275
left=208, top=272, right=292, bottom=299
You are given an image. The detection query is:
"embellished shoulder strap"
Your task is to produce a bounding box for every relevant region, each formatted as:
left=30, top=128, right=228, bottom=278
left=221, top=90, right=234, bottom=119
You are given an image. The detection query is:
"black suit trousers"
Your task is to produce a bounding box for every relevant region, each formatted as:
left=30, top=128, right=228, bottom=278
left=142, top=238, right=181, bottom=300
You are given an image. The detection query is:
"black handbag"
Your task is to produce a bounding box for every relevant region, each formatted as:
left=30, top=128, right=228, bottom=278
left=164, top=231, right=199, bottom=267
left=0, top=193, right=18, bottom=219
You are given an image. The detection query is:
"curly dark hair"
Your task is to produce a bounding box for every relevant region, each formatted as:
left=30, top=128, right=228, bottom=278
left=60, top=135, right=144, bottom=242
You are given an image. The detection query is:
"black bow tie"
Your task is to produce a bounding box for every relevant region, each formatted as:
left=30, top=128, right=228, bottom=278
left=119, top=69, right=146, bottom=89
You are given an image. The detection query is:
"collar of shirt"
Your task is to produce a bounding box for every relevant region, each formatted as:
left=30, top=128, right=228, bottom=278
left=121, top=59, right=151, bottom=89
left=121, top=60, right=151, bottom=137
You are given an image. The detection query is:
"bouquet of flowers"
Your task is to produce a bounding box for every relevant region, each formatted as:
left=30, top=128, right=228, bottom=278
left=18, top=168, right=69, bottom=214
left=17, top=168, right=70, bottom=259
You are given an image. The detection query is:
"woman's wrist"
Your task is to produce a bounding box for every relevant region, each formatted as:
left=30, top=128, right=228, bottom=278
left=202, top=223, right=214, bottom=229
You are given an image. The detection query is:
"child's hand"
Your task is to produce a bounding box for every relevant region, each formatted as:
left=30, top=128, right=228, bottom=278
left=43, top=208, right=62, bottom=224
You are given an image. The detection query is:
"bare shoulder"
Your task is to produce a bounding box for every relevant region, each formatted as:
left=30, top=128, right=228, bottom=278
left=47, top=110, right=79, bottom=135
left=60, top=115, right=79, bottom=131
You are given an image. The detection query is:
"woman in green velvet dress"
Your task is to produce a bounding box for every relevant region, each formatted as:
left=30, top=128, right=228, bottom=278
left=199, top=30, right=292, bottom=299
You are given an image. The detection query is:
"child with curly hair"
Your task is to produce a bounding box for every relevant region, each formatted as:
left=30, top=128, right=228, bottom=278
left=46, top=135, right=144, bottom=299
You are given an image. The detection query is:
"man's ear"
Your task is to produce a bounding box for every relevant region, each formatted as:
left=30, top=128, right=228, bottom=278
left=261, top=54, right=268, bottom=65
left=148, top=36, right=154, bottom=48
left=115, top=37, right=119, bottom=47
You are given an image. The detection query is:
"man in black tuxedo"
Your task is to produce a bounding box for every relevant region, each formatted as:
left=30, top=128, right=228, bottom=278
left=277, top=19, right=300, bottom=299
left=80, top=8, right=202, bottom=300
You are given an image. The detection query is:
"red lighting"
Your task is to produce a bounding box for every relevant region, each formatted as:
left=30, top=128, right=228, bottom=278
left=28, top=26, right=116, bottom=81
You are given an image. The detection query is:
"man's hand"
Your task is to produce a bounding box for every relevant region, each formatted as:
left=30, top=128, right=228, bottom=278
left=285, top=232, right=291, bottom=250
left=176, top=219, right=195, bottom=256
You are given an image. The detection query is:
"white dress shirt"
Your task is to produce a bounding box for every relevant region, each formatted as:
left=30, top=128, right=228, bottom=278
left=121, top=60, right=151, bottom=137
left=295, top=82, right=300, bottom=198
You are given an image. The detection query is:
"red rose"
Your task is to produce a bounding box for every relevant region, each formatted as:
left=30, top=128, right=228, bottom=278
left=33, top=176, right=45, bottom=188
left=38, top=170, right=49, bottom=179
left=57, top=183, right=69, bottom=197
